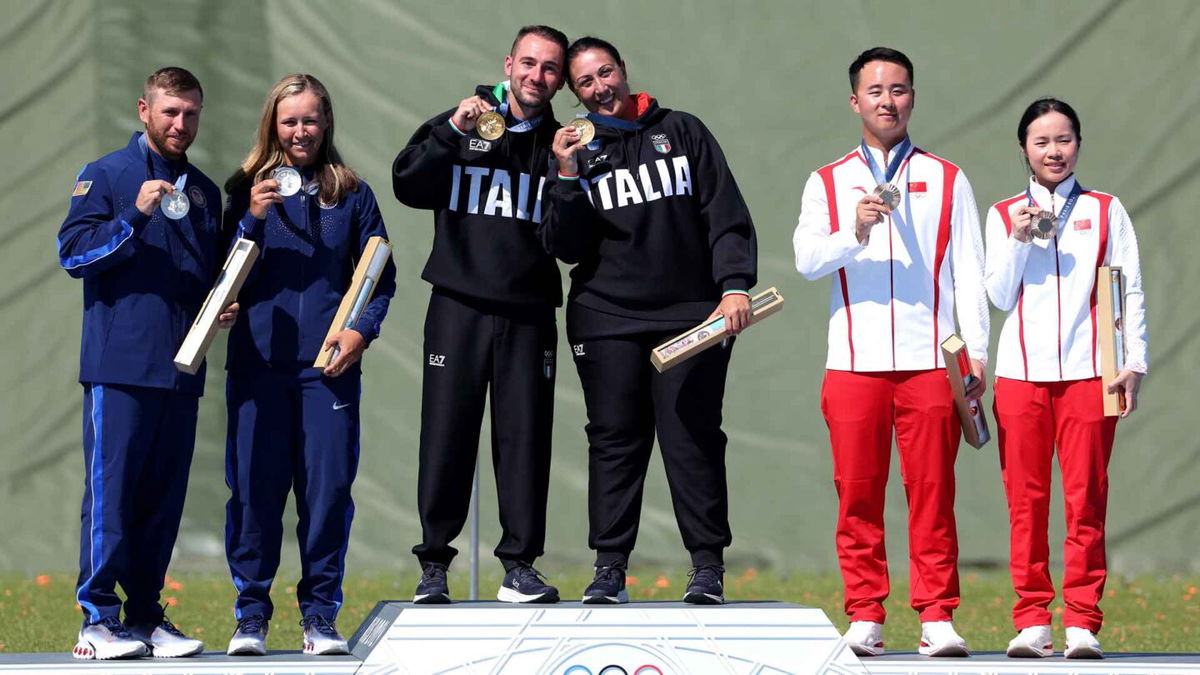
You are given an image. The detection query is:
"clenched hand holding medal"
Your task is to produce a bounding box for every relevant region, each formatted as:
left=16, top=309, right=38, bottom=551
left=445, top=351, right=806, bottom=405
left=855, top=137, right=911, bottom=244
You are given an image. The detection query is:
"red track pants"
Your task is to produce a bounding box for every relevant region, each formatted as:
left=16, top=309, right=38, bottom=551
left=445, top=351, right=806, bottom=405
left=821, top=369, right=961, bottom=623
left=994, top=376, right=1116, bottom=633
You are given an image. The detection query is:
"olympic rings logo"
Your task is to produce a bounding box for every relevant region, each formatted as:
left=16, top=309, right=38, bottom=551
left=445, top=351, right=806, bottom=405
left=563, top=666, right=664, bottom=675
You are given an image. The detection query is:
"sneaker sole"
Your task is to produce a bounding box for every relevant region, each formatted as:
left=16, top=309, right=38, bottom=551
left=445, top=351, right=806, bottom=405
left=581, top=589, right=628, bottom=604
left=847, top=642, right=885, bottom=657
left=1065, top=645, right=1104, bottom=659
left=683, top=591, right=725, bottom=605
left=304, top=642, right=350, bottom=656
left=919, top=643, right=970, bottom=657
left=150, top=642, right=204, bottom=658
left=497, top=586, right=560, bottom=603
left=412, top=593, right=451, bottom=604
left=74, top=637, right=149, bottom=660
left=1007, top=643, right=1053, bottom=658
left=227, top=643, right=267, bottom=657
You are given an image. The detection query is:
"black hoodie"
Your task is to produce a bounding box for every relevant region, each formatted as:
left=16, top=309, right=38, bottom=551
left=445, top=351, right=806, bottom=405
left=393, top=84, right=562, bottom=307
left=540, top=97, right=757, bottom=335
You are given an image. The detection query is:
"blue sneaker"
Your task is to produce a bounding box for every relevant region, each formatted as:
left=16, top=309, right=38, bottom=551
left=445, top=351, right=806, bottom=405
left=582, top=565, right=628, bottom=604
left=497, top=565, right=559, bottom=603
left=300, top=615, right=348, bottom=655
left=683, top=565, right=725, bottom=604
left=413, top=562, right=451, bottom=604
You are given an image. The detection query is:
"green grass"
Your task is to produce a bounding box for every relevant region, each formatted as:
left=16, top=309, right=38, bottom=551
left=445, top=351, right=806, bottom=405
left=2, top=569, right=1198, bottom=653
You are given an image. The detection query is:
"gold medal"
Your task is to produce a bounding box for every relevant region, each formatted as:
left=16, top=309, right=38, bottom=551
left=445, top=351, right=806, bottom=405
left=1032, top=210, right=1057, bottom=239
left=872, top=182, right=900, bottom=210
left=476, top=111, right=505, bottom=141
left=570, top=117, right=595, bottom=145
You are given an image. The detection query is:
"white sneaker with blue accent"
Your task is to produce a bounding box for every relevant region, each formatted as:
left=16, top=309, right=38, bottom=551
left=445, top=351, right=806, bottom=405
left=226, top=614, right=269, bottom=656
left=129, top=616, right=204, bottom=658
left=72, top=617, right=150, bottom=660
left=301, top=615, right=349, bottom=655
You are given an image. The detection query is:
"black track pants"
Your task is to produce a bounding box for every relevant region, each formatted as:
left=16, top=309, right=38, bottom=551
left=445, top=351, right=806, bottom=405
left=570, top=333, right=733, bottom=568
left=413, top=290, right=556, bottom=569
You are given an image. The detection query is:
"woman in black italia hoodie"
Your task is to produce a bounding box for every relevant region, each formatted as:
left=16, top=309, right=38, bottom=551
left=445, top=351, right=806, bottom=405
left=541, top=36, right=757, bottom=605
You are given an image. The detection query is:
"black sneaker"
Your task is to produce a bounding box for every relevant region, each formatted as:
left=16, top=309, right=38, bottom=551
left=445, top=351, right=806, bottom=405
left=413, top=562, right=451, bottom=604
left=497, top=565, right=559, bottom=603
left=683, top=565, right=725, bottom=604
left=582, top=565, right=628, bottom=604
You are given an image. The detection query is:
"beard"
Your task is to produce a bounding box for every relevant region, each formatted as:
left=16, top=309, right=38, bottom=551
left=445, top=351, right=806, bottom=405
left=145, top=122, right=192, bottom=160
left=511, top=82, right=552, bottom=115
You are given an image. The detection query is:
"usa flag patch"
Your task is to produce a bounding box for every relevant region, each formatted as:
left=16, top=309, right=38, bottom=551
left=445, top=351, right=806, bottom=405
left=1074, top=218, right=1092, bottom=231
left=908, top=181, right=927, bottom=193
left=72, top=180, right=92, bottom=197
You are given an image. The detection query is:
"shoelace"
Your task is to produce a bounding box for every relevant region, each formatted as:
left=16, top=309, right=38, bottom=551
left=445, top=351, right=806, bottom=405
left=687, top=565, right=725, bottom=587
left=300, top=615, right=339, bottom=637
left=513, top=565, right=549, bottom=585
left=421, top=562, right=448, bottom=584
left=156, top=616, right=188, bottom=638
left=594, top=565, right=625, bottom=585
left=237, top=615, right=267, bottom=634
left=97, top=616, right=133, bottom=638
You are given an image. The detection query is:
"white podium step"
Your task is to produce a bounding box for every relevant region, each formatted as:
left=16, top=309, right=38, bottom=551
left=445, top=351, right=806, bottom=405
left=347, top=600, right=866, bottom=674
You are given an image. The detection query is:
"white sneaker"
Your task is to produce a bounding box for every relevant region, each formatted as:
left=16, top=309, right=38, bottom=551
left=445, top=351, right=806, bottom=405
left=129, top=617, right=204, bottom=658
left=842, top=620, right=885, bottom=656
left=72, top=617, right=150, bottom=660
left=301, top=615, right=350, bottom=655
left=1006, top=625, right=1053, bottom=657
left=226, top=615, right=268, bottom=656
left=918, top=620, right=969, bottom=657
left=1065, top=626, right=1104, bottom=659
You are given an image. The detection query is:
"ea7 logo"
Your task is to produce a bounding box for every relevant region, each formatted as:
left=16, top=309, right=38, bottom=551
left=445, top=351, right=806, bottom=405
left=428, top=354, right=446, bottom=367
left=572, top=344, right=585, bottom=356
left=468, top=139, right=492, bottom=152
left=587, top=154, right=609, bottom=168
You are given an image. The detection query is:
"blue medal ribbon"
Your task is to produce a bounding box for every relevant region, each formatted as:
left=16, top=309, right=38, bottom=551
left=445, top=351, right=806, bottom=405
left=860, top=137, right=912, bottom=185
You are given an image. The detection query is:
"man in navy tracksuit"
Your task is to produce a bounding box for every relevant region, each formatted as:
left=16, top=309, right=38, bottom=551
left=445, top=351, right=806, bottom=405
left=392, top=25, right=568, bottom=604
left=57, top=67, right=232, bottom=660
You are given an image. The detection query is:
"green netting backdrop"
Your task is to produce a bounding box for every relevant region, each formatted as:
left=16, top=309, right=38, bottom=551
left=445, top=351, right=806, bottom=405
left=1, top=0, right=1197, bottom=579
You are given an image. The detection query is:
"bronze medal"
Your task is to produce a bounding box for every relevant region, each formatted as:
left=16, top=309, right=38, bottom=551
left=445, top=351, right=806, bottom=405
left=1032, top=210, right=1057, bottom=239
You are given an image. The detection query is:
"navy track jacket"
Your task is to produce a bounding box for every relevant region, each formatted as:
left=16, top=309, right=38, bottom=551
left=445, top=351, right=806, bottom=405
left=224, top=173, right=395, bottom=371
left=57, top=133, right=223, bottom=395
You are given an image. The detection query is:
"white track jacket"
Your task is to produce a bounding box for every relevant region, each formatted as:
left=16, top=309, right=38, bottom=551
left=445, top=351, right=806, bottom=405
left=984, top=176, right=1147, bottom=382
left=794, top=143, right=989, bottom=371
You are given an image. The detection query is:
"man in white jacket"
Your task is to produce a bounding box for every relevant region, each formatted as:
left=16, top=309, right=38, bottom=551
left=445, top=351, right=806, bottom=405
left=792, top=47, right=989, bottom=657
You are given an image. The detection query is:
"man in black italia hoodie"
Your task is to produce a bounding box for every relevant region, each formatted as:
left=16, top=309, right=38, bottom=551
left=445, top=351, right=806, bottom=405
left=542, top=37, right=757, bottom=605
left=392, top=25, right=567, bottom=605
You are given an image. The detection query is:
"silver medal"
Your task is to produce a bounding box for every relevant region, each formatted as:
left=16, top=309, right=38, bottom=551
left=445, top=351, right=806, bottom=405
left=872, top=182, right=901, bottom=210
left=274, top=166, right=302, bottom=197
left=162, top=191, right=190, bottom=219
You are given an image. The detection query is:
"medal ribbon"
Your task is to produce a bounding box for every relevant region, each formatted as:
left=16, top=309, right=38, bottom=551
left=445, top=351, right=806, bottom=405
left=1026, top=179, right=1082, bottom=230
left=492, top=81, right=542, bottom=133
left=861, top=136, right=912, bottom=185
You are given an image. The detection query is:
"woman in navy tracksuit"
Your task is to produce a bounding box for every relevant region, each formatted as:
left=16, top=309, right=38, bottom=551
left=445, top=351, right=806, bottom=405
left=221, top=74, right=394, bottom=656
left=542, top=37, right=757, bottom=605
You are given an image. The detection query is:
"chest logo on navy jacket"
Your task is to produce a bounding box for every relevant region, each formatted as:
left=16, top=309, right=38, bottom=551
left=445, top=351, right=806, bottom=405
left=468, top=139, right=492, bottom=153
left=651, top=133, right=671, bottom=154
left=583, top=156, right=692, bottom=211
left=188, top=186, right=207, bottom=208
left=448, top=165, right=545, bottom=221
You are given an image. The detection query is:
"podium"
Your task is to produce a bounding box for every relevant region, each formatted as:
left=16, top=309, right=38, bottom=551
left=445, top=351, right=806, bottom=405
left=348, top=601, right=866, bottom=674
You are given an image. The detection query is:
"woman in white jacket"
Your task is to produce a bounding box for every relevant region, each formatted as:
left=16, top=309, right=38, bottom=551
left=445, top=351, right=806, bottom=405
left=984, top=97, right=1146, bottom=660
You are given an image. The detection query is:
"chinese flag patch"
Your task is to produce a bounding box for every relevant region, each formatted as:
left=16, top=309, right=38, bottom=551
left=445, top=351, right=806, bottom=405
left=907, top=181, right=927, bottom=193
left=1074, top=218, right=1092, bottom=231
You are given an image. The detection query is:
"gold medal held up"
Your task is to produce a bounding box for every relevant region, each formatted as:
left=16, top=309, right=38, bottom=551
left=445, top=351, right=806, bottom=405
left=872, top=182, right=900, bottom=210
left=570, top=117, right=595, bottom=145
left=476, top=111, right=505, bottom=141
